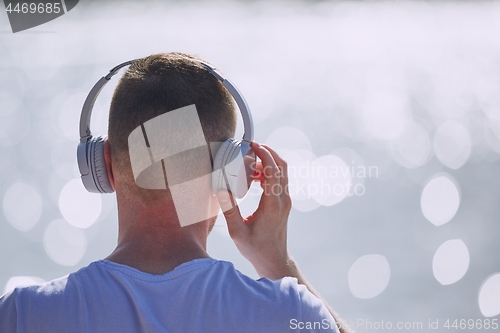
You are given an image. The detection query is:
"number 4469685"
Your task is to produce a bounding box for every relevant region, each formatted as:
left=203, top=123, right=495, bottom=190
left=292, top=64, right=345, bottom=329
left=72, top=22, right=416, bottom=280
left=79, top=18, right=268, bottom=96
left=5, top=3, right=61, bottom=14
left=444, top=319, right=498, bottom=330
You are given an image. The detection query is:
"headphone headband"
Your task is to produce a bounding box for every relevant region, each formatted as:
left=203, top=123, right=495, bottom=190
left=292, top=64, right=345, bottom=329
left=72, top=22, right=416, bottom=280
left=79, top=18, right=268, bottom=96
left=79, top=59, right=254, bottom=142
left=77, top=57, right=256, bottom=198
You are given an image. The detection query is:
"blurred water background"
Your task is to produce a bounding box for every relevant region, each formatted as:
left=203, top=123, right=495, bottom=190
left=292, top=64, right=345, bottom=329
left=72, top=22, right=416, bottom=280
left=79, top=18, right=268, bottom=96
left=1, top=0, right=500, bottom=331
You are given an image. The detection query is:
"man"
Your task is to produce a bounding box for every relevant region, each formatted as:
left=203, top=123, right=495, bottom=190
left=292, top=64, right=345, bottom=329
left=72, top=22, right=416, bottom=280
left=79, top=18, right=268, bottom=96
left=0, top=53, right=351, bottom=333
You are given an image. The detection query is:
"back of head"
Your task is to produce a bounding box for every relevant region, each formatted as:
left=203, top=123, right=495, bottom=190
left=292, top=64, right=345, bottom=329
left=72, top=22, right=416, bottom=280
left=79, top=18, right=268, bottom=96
left=108, top=52, right=237, bottom=205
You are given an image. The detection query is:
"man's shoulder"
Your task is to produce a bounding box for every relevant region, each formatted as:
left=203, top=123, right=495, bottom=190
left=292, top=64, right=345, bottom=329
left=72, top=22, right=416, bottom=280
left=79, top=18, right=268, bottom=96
left=0, top=261, right=103, bottom=306
left=208, top=260, right=337, bottom=331
left=209, top=260, right=306, bottom=311
left=0, top=262, right=109, bottom=333
left=211, top=259, right=301, bottom=295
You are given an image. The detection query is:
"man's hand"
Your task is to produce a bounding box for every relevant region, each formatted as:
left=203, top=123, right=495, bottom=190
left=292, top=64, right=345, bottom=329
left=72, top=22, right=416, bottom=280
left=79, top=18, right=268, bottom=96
left=217, top=141, right=354, bottom=333
left=216, top=141, right=292, bottom=279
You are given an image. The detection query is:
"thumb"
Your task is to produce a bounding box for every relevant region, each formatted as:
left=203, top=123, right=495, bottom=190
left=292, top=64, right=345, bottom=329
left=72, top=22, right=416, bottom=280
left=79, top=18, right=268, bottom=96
left=216, top=190, right=245, bottom=234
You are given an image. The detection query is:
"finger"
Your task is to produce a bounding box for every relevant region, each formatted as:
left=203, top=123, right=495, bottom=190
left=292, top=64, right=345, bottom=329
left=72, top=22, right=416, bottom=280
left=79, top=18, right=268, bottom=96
left=216, top=190, right=245, bottom=235
left=251, top=142, right=280, bottom=192
left=251, top=144, right=280, bottom=199
left=252, top=142, right=279, bottom=177
left=260, top=144, right=290, bottom=202
left=252, top=162, right=265, bottom=182
left=261, top=144, right=288, bottom=185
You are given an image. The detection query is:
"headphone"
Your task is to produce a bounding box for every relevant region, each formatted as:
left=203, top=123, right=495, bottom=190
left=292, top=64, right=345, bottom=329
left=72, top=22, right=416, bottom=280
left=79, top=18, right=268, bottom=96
left=77, top=58, right=255, bottom=199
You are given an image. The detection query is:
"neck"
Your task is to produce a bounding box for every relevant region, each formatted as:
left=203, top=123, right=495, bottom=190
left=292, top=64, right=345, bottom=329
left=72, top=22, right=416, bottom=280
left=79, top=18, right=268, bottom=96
left=105, top=195, right=212, bottom=275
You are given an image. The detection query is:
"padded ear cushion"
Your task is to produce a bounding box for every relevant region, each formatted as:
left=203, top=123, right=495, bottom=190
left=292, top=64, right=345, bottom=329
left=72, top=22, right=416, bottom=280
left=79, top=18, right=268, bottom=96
left=90, top=136, right=114, bottom=194
left=211, top=139, right=238, bottom=194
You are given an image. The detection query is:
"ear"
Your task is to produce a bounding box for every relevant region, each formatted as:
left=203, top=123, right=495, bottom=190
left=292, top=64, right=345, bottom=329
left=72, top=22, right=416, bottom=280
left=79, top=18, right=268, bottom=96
left=103, top=138, right=116, bottom=191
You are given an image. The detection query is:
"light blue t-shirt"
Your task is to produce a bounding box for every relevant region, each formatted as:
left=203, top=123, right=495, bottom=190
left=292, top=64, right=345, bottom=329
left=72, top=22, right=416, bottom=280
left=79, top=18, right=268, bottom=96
left=0, top=258, right=339, bottom=333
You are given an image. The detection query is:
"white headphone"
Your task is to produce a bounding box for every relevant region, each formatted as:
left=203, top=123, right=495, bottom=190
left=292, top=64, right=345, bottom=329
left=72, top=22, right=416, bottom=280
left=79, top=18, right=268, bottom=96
left=77, top=59, right=255, bottom=199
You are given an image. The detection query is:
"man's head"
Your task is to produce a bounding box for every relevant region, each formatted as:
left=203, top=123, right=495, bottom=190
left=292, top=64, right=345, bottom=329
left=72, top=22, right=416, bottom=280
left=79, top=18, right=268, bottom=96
left=106, top=52, right=237, bottom=209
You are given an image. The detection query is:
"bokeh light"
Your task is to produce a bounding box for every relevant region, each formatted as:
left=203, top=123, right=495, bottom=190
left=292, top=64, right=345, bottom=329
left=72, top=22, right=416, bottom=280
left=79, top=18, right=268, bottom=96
left=284, top=149, right=321, bottom=213
left=331, top=147, right=366, bottom=188
left=21, top=130, right=54, bottom=171
left=310, top=154, right=351, bottom=206
left=3, top=276, right=45, bottom=295
left=421, top=174, right=461, bottom=226
left=2, top=182, right=42, bottom=232
left=348, top=254, right=391, bottom=299
left=433, top=120, right=471, bottom=170
left=281, top=150, right=353, bottom=211
left=51, top=138, right=81, bottom=180
left=389, top=120, right=431, bottom=169
left=59, top=179, right=102, bottom=229
left=0, top=104, right=30, bottom=147
left=264, top=126, right=312, bottom=157
left=43, top=219, right=87, bottom=266
left=478, top=273, right=500, bottom=317
left=0, top=90, right=22, bottom=117
left=432, top=239, right=469, bottom=286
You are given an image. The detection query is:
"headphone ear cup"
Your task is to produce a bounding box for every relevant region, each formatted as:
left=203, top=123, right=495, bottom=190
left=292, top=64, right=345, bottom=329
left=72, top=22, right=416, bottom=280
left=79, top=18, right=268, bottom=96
left=212, top=139, right=235, bottom=195
left=89, top=136, right=114, bottom=194
left=212, top=139, right=255, bottom=199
